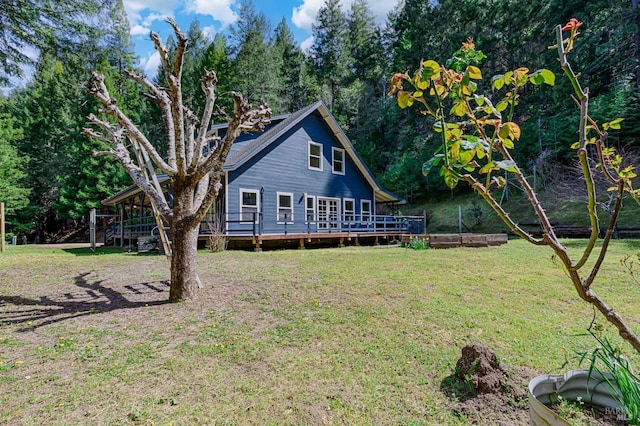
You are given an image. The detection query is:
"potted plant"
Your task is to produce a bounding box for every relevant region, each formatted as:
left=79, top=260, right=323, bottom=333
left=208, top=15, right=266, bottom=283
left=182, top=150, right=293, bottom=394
left=389, top=18, right=640, bottom=423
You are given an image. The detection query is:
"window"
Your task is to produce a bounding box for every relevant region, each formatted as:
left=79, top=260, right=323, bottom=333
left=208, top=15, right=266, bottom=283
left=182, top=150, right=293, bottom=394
left=361, top=199, right=371, bottom=223
left=240, top=189, right=260, bottom=222
left=343, top=198, right=355, bottom=222
left=277, top=192, right=293, bottom=223
left=305, top=195, right=316, bottom=223
left=308, top=141, right=323, bottom=171
left=332, top=147, right=345, bottom=175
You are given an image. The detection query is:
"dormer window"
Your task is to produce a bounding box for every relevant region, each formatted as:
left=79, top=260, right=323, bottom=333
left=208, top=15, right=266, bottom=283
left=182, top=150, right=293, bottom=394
left=308, top=141, right=323, bottom=171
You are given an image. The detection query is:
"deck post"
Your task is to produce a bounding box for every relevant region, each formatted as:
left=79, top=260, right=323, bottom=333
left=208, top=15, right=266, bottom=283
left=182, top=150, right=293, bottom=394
left=299, top=238, right=305, bottom=249
left=253, top=238, right=262, bottom=252
left=339, top=237, right=345, bottom=247
left=422, top=210, right=427, bottom=235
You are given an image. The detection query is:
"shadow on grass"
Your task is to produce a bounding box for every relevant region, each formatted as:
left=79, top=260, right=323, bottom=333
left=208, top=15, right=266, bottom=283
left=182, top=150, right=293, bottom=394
left=0, top=272, right=170, bottom=332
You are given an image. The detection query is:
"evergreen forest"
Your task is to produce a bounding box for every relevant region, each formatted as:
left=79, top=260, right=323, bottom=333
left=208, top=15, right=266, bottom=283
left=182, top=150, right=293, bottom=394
left=1, top=0, right=639, bottom=240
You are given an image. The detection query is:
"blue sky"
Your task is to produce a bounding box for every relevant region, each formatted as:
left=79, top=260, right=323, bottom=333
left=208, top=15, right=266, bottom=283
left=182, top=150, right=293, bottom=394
left=123, top=0, right=398, bottom=76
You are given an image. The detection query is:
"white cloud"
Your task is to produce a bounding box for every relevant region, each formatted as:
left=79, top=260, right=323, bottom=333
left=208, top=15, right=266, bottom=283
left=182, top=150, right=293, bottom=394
left=300, top=35, right=314, bottom=53
left=140, top=51, right=162, bottom=78
left=130, top=24, right=149, bottom=36
left=201, top=25, right=217, bottom=41
left=142, top=12, right=171, bottom=27
left=291, top=0, right=397, bottom=32
left=124, top=0, right=180, bottom=25
left=368, top=0, right=399, bottom=24
left=292, top=0, right=324, bottom=32
left=185, top=0, right=239, bottom=28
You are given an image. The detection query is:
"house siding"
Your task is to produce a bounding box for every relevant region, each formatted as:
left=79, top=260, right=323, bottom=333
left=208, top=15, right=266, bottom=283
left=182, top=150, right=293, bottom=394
left=226, top=114, right=374, bottom=235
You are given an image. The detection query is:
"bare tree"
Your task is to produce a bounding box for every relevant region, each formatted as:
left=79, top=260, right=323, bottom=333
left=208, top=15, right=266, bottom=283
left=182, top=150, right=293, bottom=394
left=83, top=19, right=271, bottom=301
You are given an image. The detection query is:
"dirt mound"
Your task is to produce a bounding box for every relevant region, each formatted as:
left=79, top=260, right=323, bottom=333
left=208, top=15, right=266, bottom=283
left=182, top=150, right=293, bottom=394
left=442, top=343, right=539, bottom=425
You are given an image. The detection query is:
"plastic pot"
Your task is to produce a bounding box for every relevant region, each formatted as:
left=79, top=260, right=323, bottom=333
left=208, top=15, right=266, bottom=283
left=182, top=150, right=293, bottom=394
left=529, top=369, right=623, bottom=425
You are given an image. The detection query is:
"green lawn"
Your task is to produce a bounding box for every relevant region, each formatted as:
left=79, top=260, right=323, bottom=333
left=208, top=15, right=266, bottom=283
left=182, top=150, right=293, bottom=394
left=0, top=240, right=639, bottom=425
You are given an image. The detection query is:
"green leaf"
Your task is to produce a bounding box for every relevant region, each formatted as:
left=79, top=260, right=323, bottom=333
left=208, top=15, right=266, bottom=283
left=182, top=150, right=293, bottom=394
left=467, top=65, right=482, bottom=80
left=495, top=160, right=517, bottom=172
left=422, top=60, right=441, bottom=79
left=397, top=91, right=413, bottom=109
left=450, top=140, right=461, bottom=161
left=491, top=74, right=505, bottom=90
left=502, top=138, right=514, bottom=149
left=459, top=149, right=475, bottom=165
left=443, top=169, right=459, bottom=188
left=496, top=100, right=509, bottom=112
left=605, top=118, right=624, bottom=130
left=539, top=69, right=555, bottom=86
left=479, top=162, right=496, bottom=174
left=422, top=156, right=441, bottom=176
left=450, top=101, right=466, bottom=116
left=529, top=69, right=554, bottom=86
left=570, top=141, right=581, bottom=149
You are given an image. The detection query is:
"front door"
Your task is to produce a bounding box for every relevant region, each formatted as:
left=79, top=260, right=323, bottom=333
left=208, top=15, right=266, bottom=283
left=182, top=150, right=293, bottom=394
left=317, top=197, right=340, bottom=230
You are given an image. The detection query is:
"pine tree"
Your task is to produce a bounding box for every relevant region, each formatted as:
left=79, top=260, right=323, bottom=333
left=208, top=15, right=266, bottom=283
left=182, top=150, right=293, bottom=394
left=230, top=0, right=281, bottom=111
left=272, top=18, right=317, bottom=112
left=311, top=0, right=352, bottom=114
left=0, top=112, right=30, bottom=233
left=201, top=34, right=236, bottom=117
left=0, top=0, right=104, bottom=85
left=55, top=1, right=138, bottom=221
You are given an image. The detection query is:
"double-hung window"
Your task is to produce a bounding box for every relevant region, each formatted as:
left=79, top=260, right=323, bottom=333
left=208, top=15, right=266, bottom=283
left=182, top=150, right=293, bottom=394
left=308, top=141, right=323, bottom=171
left=277, top=192, right=294, bottom=223
left=332, top=147, right=345, bottom=175
left=343, top=198, right=355, bottom=223
left=240, top=189, right=260, bottom=223
left=361, top=199, right=371, bottom=223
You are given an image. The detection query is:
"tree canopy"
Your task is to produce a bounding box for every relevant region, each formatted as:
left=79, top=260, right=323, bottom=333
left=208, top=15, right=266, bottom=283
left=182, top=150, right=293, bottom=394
left=0, top=0, right=106, bottom=86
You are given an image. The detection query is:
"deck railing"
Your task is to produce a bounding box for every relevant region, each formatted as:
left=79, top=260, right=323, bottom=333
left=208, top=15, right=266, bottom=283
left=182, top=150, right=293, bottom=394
left=110, top=212, right=425, bottom=240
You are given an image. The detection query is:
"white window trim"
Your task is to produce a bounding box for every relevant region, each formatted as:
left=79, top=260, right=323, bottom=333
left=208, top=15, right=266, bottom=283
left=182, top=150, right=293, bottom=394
left=343, top=198, right=355, bottom=222
left=360, top=199, right=372, bottom=223
left=277, top=192, right=294, bottom=224
left=308, top=141, right=323, bottom=171
left=305, top=194, right=316, bottom=224
left=240, top=188, right=260, bottom=224
left=332, top=147, right=345, bottom=175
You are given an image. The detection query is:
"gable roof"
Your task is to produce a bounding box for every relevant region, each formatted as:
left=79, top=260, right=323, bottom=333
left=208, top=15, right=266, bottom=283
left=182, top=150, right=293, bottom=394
left=223, top=100, right=404, bottom=204
left=103, top=101, right=404, bottom=206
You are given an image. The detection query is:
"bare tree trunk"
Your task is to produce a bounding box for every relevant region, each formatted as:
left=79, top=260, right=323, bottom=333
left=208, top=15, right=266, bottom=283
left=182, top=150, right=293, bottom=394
left=169, top=223, right=200, bottom=302
left=169, top=182, right=200, bottom=302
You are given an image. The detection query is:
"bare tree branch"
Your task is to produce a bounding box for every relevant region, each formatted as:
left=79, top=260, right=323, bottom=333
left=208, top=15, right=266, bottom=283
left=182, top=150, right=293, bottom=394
left=188, top=69, right=218, bottom=174
left=82, top=122, right=172, bottom=220
left=192, top=92, right=271, bottom=185
left=125, top=70, right=177, bottom=170
left=87, top=72, right=176, bottom=175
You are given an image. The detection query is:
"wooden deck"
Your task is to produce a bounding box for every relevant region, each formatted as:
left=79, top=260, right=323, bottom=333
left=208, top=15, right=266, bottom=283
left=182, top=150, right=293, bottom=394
left=103, top=213, right=427, bottom=251
left=215, top=231, right=413, bottom=251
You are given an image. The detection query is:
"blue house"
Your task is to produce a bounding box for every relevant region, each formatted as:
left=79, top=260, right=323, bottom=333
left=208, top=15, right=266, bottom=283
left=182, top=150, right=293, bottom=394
left=102, top=101, right=425, bottom=249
